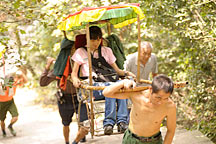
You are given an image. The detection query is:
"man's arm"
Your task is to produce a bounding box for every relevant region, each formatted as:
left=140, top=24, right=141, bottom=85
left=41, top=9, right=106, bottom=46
left=102, top=79, right=136, bottom=99
left=39, top=57, right=56, bottom=87
left=110, top=63, right=136, bottom=78
left=164, top=103, right=177, bottom=144
left=152, top=54, right=158, bottom=78
left=71, top=61, right=81, bottom=88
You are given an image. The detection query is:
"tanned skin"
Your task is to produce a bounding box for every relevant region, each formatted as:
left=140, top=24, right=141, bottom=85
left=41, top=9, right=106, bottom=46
left=103, top=79, right=176, bottom=144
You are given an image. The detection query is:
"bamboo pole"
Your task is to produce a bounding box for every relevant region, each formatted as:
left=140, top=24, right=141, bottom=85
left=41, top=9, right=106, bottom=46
left=139, top=79, right=188, bottom=88
left=137, top=15, right=141, bottom=82
left=107, top=23, right=111, bottom=36
left=80, top=83, right=150, bottom=92
left=86, top=24, right=94, bottom=138
left=63, top=31, right=67, bottom=39
left=78, top=80, right=188, bottom=91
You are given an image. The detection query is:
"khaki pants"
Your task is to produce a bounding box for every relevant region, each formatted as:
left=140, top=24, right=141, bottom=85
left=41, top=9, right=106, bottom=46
left=0, top=99, right=18, bottom=121
left=122, top=129, right=162, bottom=144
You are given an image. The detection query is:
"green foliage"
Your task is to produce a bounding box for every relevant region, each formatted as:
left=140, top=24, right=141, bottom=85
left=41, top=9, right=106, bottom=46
left=138, top=0, right=216, bottom=141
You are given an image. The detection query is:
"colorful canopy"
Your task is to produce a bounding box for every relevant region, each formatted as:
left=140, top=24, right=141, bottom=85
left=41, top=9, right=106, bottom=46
left=57, top=3, right=144, bottom=31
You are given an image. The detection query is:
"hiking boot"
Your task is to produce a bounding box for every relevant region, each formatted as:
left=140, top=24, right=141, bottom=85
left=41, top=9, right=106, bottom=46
left=8, top=126, right=16, bottom=136
left=104, top=124, right=113, bottom=135
left=117, top=122, right=128, bottom=133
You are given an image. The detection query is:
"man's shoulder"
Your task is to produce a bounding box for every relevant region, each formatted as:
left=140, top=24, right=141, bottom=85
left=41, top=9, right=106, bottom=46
left=148, top=53, right=157, bottom=64
left=166, top=99, right=177, bottom=110
left=126, top=52, right=137, bottom=60
left=151, top=53, right=157, bottom=58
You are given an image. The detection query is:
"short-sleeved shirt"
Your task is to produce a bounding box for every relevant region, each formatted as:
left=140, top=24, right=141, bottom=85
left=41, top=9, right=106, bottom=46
left=125, top=52, right=158, bottom=83
left=72, top=46, right=116, bottom=77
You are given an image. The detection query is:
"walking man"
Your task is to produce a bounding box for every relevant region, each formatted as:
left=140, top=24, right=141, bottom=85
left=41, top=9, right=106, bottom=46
left=103, top=74, right=176, bottom=144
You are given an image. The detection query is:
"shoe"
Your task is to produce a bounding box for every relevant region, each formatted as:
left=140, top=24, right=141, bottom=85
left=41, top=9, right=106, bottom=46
left=117, top=122, right=128, bottom=133
left=8, top=126, right=16, bottom=136
left=104, top=125, right=113, bottom=135
left=80, top=136, right=86, bottom=143
left=3, top=133, right=6, bottom=137
left=2, top=130, right=6, bottom=137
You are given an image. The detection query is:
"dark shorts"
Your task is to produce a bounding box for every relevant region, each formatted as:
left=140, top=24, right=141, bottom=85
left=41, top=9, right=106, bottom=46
left=58, top=94, right=88, bottom=126
left=122, top=129, right=162, bottom=144
left=0, top=99, right=19, bottom=121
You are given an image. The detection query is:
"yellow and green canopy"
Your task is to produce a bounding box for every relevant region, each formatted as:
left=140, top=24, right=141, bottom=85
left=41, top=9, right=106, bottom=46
left=57, top=3, right=144, bottom=31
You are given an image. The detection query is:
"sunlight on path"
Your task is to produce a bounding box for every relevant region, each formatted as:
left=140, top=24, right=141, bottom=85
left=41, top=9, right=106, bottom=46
left=0, top=88, right=78, bottom=144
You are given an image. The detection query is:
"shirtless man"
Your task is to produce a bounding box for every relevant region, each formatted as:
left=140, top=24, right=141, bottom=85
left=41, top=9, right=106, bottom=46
left=103, top=74, right=176, bottom=144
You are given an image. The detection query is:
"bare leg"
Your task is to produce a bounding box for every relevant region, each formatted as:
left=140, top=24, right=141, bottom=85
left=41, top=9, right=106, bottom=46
left=63, top=125, right=70, bottom=143
left=73, top=126, right=89, bottom=143
left=9, top=116, right=18, bottom=126
left=1, top=120, right=5, bottom=131
left=1, top=120, right=6, bottom=137
left=8, top=116, right=18, bottom=136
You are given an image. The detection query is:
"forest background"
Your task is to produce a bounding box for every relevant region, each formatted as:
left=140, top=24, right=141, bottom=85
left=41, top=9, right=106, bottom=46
left=0, top=0, right=215, bottom=142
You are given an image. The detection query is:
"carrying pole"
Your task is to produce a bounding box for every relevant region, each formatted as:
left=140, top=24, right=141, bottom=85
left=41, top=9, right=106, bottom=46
left=107, top=23, right=111, bottom=36
left=63, top=31, right=67, bottom=39
left=137, top=15, right=141, bottom=82
left=86, top=23, right=94, bottom=138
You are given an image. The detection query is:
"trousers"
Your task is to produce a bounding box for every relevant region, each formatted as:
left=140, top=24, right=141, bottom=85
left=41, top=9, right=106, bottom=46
left=122, top=129, right=163, bottom=144
left=93, top=81, right=128, bottom=127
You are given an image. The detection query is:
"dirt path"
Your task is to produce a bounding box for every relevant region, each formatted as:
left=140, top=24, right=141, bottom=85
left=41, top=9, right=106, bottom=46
left=0, top=88, right=214, bottom=144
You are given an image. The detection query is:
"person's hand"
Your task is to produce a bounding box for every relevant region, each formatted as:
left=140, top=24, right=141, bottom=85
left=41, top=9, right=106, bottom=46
left=127, top=71, right=136, bottom=78
left=45, top=57, right=55, bottom=70
left=122, top=79, right=136, bottom=89
left=73, top=77, right=81, bottom=88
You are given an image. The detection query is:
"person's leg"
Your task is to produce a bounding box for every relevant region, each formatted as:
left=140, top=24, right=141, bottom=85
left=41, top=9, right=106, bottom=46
left=8, top=116, right=18, bottom=136
left=72, top=126, right=89, bottom=144
left=63, top=126, right=70, bottom=144
left=8, top=99, right=18, bottom=136
left=1, top=120, right=6, bottom=137
left=116, top=99, right=128, bottom=133
left=93, top=82, right=105, bottom=101
left=57, top=95, right=74, bottom=144
left=103, top=97, right=116, bottom=135
left=78, top=102, right=89, bottom=143
left=127, top=108, right=131, bottom=124
left=0, top=101, right=8, bottom=137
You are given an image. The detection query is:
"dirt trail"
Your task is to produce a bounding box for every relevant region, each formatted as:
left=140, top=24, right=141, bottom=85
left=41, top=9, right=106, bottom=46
left=0, top=88, right=214, bottom=144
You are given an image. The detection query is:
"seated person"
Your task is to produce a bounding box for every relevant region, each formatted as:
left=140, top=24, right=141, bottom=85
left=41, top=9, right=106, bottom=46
left=71, top=26, right=135, bottom=135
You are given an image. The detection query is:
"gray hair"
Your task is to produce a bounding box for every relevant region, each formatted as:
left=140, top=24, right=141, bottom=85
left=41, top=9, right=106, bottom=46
left=141, top=41, right=153, bottom=50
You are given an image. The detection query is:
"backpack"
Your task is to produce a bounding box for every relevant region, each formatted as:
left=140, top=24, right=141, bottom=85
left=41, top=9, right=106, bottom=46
left=106, top=34, right=126, bottom=70
left=82, top=46, right=119, bottom=82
